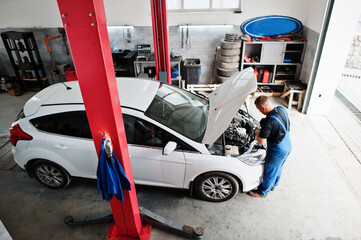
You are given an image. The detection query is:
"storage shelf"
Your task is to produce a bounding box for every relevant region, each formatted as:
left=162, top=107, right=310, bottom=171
left=1, top=31, right=48, bottom=90
left=244, top=62, right=301, bottom=66
left=22, top=77, right=47, bottom=81
left=240, top=40, right=306, bottom=87
left=257, top=83, right=284, bottom=86
left=276, top=73, right=295, bottom=76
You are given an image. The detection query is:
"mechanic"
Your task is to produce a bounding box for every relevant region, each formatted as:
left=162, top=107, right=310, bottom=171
left=248, top=96, right=292, bottom=198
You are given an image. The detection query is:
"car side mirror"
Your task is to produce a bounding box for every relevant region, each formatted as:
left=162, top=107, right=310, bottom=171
left=163, top=141, right=177, bottom=155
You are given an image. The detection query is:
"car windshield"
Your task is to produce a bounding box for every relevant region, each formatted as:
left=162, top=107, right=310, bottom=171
left=144, top=83, right=209, bottom=142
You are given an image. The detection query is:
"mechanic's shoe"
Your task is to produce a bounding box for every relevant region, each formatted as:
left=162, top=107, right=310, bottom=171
left=247, top=190, right=266, bottom=198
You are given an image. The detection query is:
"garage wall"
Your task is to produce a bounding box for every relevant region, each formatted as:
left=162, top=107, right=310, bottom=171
left=0, top=0, right=323, bottom=31
left=0, top=0, right=327, bottom=85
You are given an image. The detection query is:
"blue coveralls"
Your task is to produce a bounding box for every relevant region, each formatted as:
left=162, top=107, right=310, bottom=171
left=257, top=107, right=292, bottom=196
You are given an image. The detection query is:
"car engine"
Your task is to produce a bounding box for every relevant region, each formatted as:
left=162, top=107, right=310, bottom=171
left=209, top=109, right=262, bottom=156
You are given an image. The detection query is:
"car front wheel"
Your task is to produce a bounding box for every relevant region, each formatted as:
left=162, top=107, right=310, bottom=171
left=33, top=160, right=71, bottom=189
left=194, top=172, right=239, bottom=202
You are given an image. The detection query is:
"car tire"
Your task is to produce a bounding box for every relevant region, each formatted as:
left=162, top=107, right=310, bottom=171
left=217, top=67, right=239, bottom=77
left=219, top=55, right=240, bottom=63
left=220, top=48, right=241, bottom=56
left=33, top=160, right=71, bottom=189
left=220, top=39, right=241, bottom=49
left=194, top=172, right=239, bottom=202
left=218, top=61, right=239, bottom=69
left=216, top=74, right=229, bottom=83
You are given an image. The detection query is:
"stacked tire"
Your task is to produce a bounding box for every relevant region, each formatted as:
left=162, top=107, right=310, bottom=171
left=216, top=38, right=241, bottom=83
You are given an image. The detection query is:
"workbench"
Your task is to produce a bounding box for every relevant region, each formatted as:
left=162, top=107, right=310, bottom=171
left=133, top=57, right=182, bottom=86
left=281, top=80, right=307, bottom=110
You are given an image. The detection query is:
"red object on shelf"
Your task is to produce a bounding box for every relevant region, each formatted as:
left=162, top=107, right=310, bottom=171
left=253, top=67, right=259, bottom=79
left=260, top=36, right=291, bottom=41
left=65, top=67, right=77, bottom=81
left=262, top=69, right=269, bottom=83
left=244, top=55, right=251, bottom=63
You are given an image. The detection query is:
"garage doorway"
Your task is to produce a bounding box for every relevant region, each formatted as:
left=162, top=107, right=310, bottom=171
left=326, top=13, right=361, bottom=164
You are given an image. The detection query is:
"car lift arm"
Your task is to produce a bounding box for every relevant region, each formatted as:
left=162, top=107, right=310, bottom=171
left=63, top=208, right=204, bottom=239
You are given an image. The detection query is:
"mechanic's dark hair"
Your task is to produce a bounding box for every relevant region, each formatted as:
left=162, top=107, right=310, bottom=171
left=254, top=95, right=270, bottom=107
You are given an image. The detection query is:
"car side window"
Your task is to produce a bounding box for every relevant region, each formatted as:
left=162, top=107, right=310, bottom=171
left=123, top=114, right=195, bottom=151
left=30, top=111, right=92, bottom=139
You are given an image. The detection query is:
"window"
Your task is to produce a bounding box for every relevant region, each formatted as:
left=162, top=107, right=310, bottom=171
left=123, top=114, right=194, bottom=151
left=30, top=111, right=92, bottom=139
left=167, top=0, right=242, bottom=11
left=144, top=83, right=208, bottom=143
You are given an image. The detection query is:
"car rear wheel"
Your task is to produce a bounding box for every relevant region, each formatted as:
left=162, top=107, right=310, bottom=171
left=33, top=161, right=71, bottom=189
left=194, top=172, right=239, bottom=202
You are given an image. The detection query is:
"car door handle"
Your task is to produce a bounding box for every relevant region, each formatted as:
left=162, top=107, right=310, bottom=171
left=54, top=144, right=68, bottom=150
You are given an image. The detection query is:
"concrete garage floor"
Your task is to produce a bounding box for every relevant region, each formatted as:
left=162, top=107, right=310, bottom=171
left=1, top=89, right=361, bottom=240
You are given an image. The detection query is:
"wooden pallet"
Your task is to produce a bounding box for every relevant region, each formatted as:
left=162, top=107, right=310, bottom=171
left=186, top=84, right=220, bottom=94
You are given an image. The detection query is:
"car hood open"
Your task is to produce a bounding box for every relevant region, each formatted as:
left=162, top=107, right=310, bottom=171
left=202, top=67, right=257, bottom=145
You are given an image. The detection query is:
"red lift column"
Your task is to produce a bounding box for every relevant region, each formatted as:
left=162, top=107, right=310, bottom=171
left=56, top=0, right=150, bottom=239
left=150, top=0, right=171, bottom=84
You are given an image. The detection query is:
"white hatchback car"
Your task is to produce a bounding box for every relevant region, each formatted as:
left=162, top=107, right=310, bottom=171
left=10, top=68, right=265, bottom=202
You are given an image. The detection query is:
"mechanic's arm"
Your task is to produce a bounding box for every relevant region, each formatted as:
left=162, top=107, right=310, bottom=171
left=255, top=129, right=267, bottom=145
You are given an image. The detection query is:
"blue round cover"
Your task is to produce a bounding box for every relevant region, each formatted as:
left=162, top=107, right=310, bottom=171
left=241, top=15, right=303, bottom=38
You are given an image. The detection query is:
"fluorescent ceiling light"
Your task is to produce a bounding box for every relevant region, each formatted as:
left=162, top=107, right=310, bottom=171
left=179, top=24, right=233, bottom=28
left=107, top=26, right=134, bottom=29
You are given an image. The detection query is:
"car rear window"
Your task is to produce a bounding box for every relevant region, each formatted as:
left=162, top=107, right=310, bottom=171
left=30, top=111, right=92, bottom=139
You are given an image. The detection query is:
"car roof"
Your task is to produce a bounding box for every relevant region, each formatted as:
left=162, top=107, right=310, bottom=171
left=24, top=78, right=160, bottom=116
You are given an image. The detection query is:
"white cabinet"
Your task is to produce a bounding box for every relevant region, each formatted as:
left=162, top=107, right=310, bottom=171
left=261, top=43, right=285, bottom=63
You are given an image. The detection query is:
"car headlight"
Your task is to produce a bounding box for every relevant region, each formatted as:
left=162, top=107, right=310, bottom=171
left=238, top=151, right=266, bottom=166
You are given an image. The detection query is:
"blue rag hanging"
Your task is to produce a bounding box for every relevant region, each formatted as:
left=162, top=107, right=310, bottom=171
left=97, top=139, right=131, bottom=201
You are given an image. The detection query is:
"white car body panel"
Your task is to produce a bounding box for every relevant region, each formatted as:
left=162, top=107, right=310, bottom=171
left=183, top=152, right=263, bottom=191
left=202, top=67, right=257, bottom=145
left=44, top=134, right=97, bottom=179
left=24, top=78, right=160, bottom=117
left=128, top=145, right=186, bottom=188
left=12, top=73, right=264, bottom=195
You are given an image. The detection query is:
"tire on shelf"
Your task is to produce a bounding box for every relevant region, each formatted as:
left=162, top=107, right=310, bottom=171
left=217, top=67, right=239, bottom=77
left=219, top=55, right=240, bottom=63
left=218, top=61, right=239, bottom=69
left=216, top=74, right=229, bottom=83
left=220, top=39, right=241, bottom=49
left=220, top=48, right=241, bottom=56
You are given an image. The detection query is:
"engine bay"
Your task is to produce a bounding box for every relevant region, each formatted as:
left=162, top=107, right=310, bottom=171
left=209, top=109, right=264, bottom=156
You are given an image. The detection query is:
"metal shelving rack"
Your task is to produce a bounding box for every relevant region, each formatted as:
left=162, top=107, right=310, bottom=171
left=1, top=31, right=48, bottom=91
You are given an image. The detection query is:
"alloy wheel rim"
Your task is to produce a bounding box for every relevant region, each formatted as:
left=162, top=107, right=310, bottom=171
left=201, top=177, right=232, bottom=199
left=36, top=164, right=64, bottom=187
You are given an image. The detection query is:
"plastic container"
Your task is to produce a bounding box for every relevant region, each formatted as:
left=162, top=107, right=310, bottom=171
left=183, top=58, right=201, bottom=84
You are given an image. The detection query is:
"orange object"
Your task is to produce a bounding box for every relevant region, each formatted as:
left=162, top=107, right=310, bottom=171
left=244, top=55, right=251, bottom=63
left=262, top=69, right=270, bottom=83
left=44, top=35, right=61, bottom=52
left=253, top=67, right=259, bottom=79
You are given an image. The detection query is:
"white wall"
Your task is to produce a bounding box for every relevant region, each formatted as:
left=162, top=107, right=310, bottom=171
left=303, top=0, right=328, bottom=33
left=0, top=0, right=324, bottom=33
left=306, top=0, right=361, bottom=115
left=0, top=0, right=63, bottom=28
